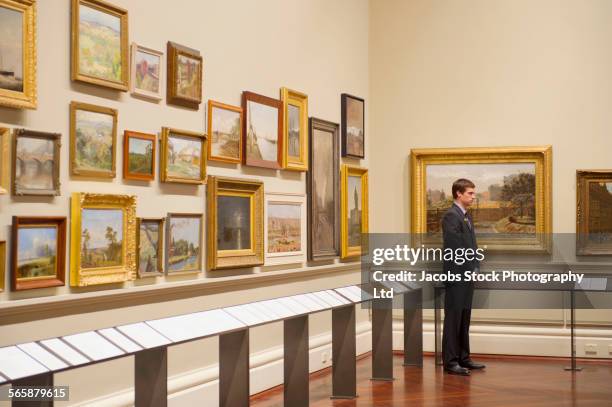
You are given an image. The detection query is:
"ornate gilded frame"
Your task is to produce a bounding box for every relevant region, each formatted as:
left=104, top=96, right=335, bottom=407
left=130, top=43, right=163, bottom=101
left=341, top=165, right=369, bottom=259
left=70, top=193, right=136, bottom=286
left=166, top=41, right=202, bottom=109
left=160, top=127, right=207, bottom=184
left=207, top=99, right=243, bottom=164
left=71, top=0, right=129, bottom=91
left=0, top=128, right=10, bottom=194
left=12, top=129, right=61, bottom=196
left=280, top=87, right=308, bottom=171
left=576, top=170, right=612, bottom=255
left=70, top=101, right=118, bottom=178
left=136, top=217, right=164, bottom=277
left=165, top=213, right=202, bottom=275
left=123, top=130, right=156, bottom=181
left=207, top=176, right=264, bottom=270
left=410, top=146, right=552, bottom=252
left=0, top=0, right=36, bottom=109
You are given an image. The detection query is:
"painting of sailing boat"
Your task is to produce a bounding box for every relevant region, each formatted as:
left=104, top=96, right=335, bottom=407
left=0, top=5, right=23, bottom=92
left=242, top=91, right=282, bottom=168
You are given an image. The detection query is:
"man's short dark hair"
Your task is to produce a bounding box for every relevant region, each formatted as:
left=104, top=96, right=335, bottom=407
left=452, top=178, right=475, bottom=199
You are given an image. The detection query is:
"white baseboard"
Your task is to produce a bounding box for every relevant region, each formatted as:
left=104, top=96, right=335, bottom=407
left=75, top=321, right=612, bottom=406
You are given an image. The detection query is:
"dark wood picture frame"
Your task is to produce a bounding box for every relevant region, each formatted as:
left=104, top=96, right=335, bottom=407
left=11, top=216, right=67, bottom=291
left=166, top=41, right=203, bottom=109
left=241, top=91, right=283, bottom=169
left=341, top=93, right=365, bottom=159
left=136, top=217, right=164, bottom=277
left=307, top=117, right=340, bottom=260
left=12, top=129, right=61, bottom=196
left=576, top=170, right=612, bottom=255
left=123, top=131, right=156, bottom=181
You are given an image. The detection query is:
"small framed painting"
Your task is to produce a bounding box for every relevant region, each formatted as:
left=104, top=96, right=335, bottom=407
left=11, top=216, right=67, bottom=291
left=165, top=213, right=202, bottom=274
left=207, top=176, right=264, bottom=270
left=137, top=217, right=164, bottom=277
left=577, top=170, right=612, bottom=255
left=12, top=129, right=61, bottom=196
left=130, top=43, right=163, bottom=101
left=0, top=127, right=10, bottom=194
left=341, top=93, right=365, bottom=159
left=70, top=193, right=136, bottom=286
left=280, top=87, right=308, bottom=171
left=71, top=0, right=129, bottom=91
left=241, top=91, right=283, bottom=169
left=160, top=127, right=207, bottom=184
left=0, top=241, right=5, bottom=292
left=207, top=100, right=242, bottom=163
left=0, top=0, right=37, bottom=109
left=340, top=165, right=369, bottom=259
left=123, top=131, right=156, bottom=181
left=167, top=41, right=202, bottom=109
left=265, top=192, right=306, bottom=265
left=70, top=101, right=118, bottom=178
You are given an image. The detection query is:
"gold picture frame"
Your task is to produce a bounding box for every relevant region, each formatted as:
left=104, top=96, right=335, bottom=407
left=0, top=127, right=10, bottom=194
left=160, top=127, right=207, bottom=184
left=70, top=101, right=118, bottom=178
left=136, top=217, right=164, bottom=277
left=410, top=146, right=552, bottom=252
left=280, top=87, right=308, bottom=171
left=0, top=0, right=36, bottom=109
left=341, top=165, right=369, bottom=259
left=166, top=41, right=202, bottom=109
left=70, top=192, right=136, bottom=286
left=71, top=0, right=129, bottom=91
left=0, top=241, right=6, bottom=292
left=576, top=170, right=612, bottom=255
left=207, top=176, right=264, bottom=270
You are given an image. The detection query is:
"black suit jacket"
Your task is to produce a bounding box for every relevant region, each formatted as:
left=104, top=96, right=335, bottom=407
left=442, top=203, right=479, bottom=276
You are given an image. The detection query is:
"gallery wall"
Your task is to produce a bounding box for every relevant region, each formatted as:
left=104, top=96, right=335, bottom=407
left=0, top=0, right=370, bottom=403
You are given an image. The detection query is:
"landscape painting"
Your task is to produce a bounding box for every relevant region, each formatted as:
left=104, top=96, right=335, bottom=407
left=176, top=54, right=201, bottom=100
left=287, top=104, right=300, bottom=158
left=267, top=202, right=301, bottom=254
left=14, top=132, right=57, bottom=194
left=138, top=219, right=162, bottom=276
left=425, top=163, right=537, bottom=236
left=576, top=171, right=612, bottom=255
left=0, top=5, right=23, bottom=92
left=587, top=182, right=612, bottom=241
left=72, top=103, right=116, bottom=177
left=77, top=2, right=122, bottom=83
left=167, top=133, right=202, bottom=180
left=347, top=175, right=362, bottom=247
left=209, top=102, right=241, bottom=162
left=80, top=208, right=124, bottom=269
left=246, top=100, right=279, bottom=162
left=217, top=194, right=251, bottom=251
left=16, top=226, right=58, bottom=280
left=128, top=136, right=153, bottom=175
left=342, top=94, right=364, bottom=158
left=167, top=215, right=201, bottom=273
left=133, top=46, right=160, bottom=96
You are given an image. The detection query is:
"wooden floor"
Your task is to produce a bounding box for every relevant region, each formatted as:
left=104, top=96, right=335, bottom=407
left=251, top=353, right=612, bottom=406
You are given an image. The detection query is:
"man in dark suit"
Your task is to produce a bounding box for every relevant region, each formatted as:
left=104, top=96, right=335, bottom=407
left=441, top=178, right=486, bottom=375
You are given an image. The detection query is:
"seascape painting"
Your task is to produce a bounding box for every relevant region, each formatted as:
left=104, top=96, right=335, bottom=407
left=78, top=3, right=122, bottom=82
left=0, top=5, right=23, bottom=92
left=312, top=128, right=335, bottom=253
left=217, top=195, right=251, bottom=251
left=267, top=202, right=301, bottom=253
left=134, top=48, right=160, bottom=94
left=80, top=208, right=124, bottom=268
left=15, top=136, right=54, bottom=191
left=168, top=216, right=201, bottom=272
left=74, top=108, right=114, bottom=172
left=176, top=54, right=200, bottom=100
left=138, top=220, right=160, bottom=275
left=211, top=106, right=240, bottom=160
left=167, top=134, right=202, bottom=180
left=287, top=104, right=300, bottom=158
left=425, top=163, right=537, bottom=235
left=246, top=100, right=278, bottom=162
left=347, top=175, right=362, bottom=247
left=128, top=137, right=153, bottom=175
left=16, top=226, right=58, bottom=280
left=345, top=96, right=364, bottom=157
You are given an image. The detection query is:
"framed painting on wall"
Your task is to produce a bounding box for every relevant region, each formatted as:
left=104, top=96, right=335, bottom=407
left=70, top=192, right=136, bottom=286
left=165, top=213, right=202, bottom=274
left=241, top=91, right=283, bottom=169
left=0, top=127, right=10, bottom=194
left=166, top=41, right=202, bottom=109
left=71, top=0, right=129, bottom=91
left=0, top=241, right=5, bottom=292
left=123, top=131, right=155, bottom=181
left=207, top=176, right=264, bottom=270
left=576, top=170, right=612, bottom=255
left=130, top=43, right=163, bottom=101
left=410, top=146, right=552, bottom=252
left=12, top=129, right=61, bottom=196
left=160, top=127, right=207, bottom=184
left=307, top=118, right=340, bottom=260
left=265, top=192, right=306, bottom=265
left=11, top=216, right=66, bottom=291
left=207, top=100, right=242, bottom=164
left=0, top=0, right=36, bottom=109
left=280, top=87, right=308, bottom=171
left=341, top=93, right=365, bottom=159
left=137, top=217, right=164, bottom=277
left=341, top=165, right=368, bottom=259
left=70, top=101, right=118, bottom=178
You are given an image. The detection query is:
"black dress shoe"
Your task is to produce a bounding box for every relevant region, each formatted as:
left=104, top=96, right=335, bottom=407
left=460, top=360, right=485, bottom=370
left=444, top=364, right=470, bottom=376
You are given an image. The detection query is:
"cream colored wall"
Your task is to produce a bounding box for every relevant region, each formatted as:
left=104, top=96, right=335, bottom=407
left=0, top=0, right=370, bottom=404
